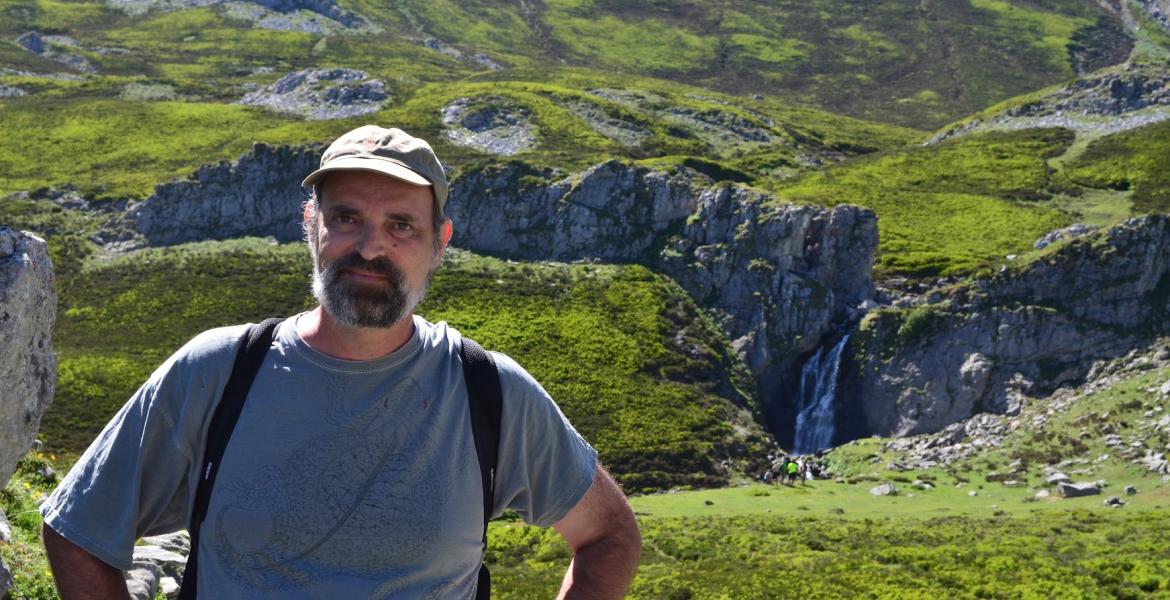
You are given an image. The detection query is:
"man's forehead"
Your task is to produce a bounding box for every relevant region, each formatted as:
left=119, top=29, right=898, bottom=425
left=317, top=170, right=436, bottom=207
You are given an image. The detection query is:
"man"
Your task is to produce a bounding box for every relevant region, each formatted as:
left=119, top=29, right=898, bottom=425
left=40, top=125, right=642, bottom=598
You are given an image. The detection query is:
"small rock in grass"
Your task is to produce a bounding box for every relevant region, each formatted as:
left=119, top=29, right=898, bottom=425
left=1125, top=485, right=1137, bottom=495
left=1059, top=482, right=1101, bottom=498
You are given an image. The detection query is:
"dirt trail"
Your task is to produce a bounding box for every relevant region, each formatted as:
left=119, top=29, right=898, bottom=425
left=917, top=0, right=968, bottom=104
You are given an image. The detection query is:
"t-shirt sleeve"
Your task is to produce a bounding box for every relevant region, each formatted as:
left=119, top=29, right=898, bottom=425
left=490, top=352, right=598, bottom=527
left=39, top=326, right=243, bottom=571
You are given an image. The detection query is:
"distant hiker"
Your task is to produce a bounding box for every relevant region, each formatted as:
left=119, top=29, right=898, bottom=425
left=787, top=459, right=800, bottom=485
left=40, top=125, right=641, bottom=599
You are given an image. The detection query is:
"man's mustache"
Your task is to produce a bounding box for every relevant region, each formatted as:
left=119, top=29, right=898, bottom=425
left=324, top=252, right=404, bottom=282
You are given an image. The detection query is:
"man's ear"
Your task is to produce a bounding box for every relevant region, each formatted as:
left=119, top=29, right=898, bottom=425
left=440, top=219, right=453, bottom=248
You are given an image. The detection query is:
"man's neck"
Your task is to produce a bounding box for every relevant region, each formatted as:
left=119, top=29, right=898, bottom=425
left=295, top=307, right=416, bottom=361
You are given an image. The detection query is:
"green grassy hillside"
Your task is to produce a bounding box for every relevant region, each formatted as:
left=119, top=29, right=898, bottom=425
left=42, top=238, right=770, bottom=493
left=1065, top=119, right=1170, bottom=214
left=3, top=0, right=1113, bottom=131
left=772, top=127, right=1077, bottom=277
left=0, top=72, right=921, bottom=200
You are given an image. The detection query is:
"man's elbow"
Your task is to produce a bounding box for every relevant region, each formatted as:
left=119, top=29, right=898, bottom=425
left=610, top=503, right=642, bottom=563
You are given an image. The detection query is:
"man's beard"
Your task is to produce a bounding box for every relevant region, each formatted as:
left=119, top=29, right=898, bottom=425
left=311, top=251, right=430, bottom=328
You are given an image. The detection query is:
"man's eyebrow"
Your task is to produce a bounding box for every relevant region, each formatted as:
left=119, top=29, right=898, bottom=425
left=384, top=212, right=421, bottom=223
left=322, top=204, right=360, bottom=215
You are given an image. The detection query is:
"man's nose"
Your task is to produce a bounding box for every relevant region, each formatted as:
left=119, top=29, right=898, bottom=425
left=356, top=223, right=392, bottom=261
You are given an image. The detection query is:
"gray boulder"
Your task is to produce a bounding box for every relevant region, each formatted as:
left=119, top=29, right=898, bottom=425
left=0, top=557, right=12, bottom=597
left=869, top=482, right=897, bottom=496
left=0, top=510, right=11, bottom=543
left=127, top=532, right=191, bottom=599
left=125, top=561, right=161, bottom=600
left=0, top=229, right=56, bottom=486
left=15, top=31, right=44, bottom=54
left=1059, top=482, right=1102, bottom=498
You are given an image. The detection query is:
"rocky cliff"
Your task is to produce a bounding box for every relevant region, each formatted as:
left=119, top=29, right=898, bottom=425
left=0, top=229, right=57, bottom=487
left=843, top=215, right=1170, bottom=438
left=116, top=143, right=321, bottom=247
left=929, top=63, right=1170, bottom=143
left=448, top=160, right=878, bottom=444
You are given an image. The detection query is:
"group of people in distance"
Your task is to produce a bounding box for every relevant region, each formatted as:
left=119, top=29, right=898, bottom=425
left=763, top=457, right=820, bottom=485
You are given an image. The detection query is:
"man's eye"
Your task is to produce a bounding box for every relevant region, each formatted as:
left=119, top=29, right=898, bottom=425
left=329, top=214, right=357, bottom=227
left=389, top=222, right=416, bottom=237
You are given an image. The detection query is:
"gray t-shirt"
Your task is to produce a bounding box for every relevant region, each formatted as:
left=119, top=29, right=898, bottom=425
left=42, top=315, right=597, bottom=598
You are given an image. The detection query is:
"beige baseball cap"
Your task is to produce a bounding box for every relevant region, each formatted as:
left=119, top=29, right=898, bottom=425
left=302, top=125, right=449, bottom=209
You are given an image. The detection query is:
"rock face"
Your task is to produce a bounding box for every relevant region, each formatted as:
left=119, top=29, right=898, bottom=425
left=442, top=97, right=538, bottom=156
left=119, top=143, right=321, bottom=247
left=928, top=64, right=1170, bottom=143
left=239, top=69, right=389, bottom=120
left=0, top=229, right=56, bottom=486
left=449, top=160, right=877, bottom=444
left=125, top=532, right=189, bottom=600
left=105, top=0, right=362, bottom=28
left=845, top=215, right=1170, bottom=438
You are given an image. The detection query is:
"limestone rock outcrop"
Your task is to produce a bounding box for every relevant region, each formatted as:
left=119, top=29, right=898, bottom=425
left=0, top=229, right=57, bottom=485
left=448, top=160, right=877, bottom=442
left=125, top=532, right=189, bottom=600
left=844, top=215, right=1170, bottom=438
left=119, top=143, right=321, bottom=247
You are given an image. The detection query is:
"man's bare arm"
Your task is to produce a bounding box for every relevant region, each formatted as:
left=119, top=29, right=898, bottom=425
left=552, top=465, right=641, bottom=599
left=42, top=523, right=131, bottom=600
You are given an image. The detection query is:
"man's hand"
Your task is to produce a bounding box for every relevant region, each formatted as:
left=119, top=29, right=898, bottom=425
left=552, top=465, right=641, bottom=599
left=43, top=523, right=131, bottom=600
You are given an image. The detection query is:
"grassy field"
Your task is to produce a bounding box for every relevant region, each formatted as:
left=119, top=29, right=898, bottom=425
left=484, top=358, right=1170, bottom=598
left=769, top=127, right=1077, bottom=277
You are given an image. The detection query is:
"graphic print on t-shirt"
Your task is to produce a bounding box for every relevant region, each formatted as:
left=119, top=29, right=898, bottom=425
left=209, top=374, right=460, bottom=592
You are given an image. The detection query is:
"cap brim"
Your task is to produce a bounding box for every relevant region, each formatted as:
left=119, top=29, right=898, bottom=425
left=301, top=155, right=433, bottom=189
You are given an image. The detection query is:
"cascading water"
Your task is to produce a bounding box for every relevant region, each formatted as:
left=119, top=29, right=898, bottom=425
left=793, top=334, right=850, bottom=454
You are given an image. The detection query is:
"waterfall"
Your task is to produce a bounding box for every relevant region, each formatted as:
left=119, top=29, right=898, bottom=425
left=793, top=334, right=850, bottom=454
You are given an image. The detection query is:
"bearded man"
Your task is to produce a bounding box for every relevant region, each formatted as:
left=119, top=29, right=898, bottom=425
left=40, top=125, right=641, bottom=599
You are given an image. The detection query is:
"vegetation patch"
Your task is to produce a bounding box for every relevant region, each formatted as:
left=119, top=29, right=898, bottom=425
left=1064, top=119, right=1170, bottom=214
left=772, top=128, right=1076, bottom=277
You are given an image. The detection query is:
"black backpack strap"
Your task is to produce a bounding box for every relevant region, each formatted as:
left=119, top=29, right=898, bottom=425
left=460, top=337, right=503, bottom=600
left=179, top=317, right=284, bottom=600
